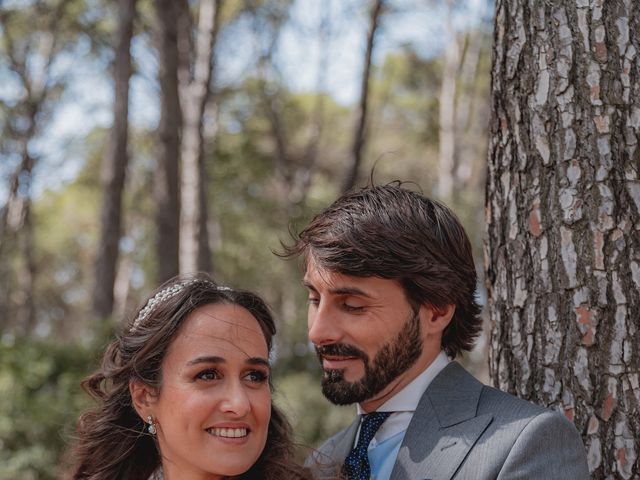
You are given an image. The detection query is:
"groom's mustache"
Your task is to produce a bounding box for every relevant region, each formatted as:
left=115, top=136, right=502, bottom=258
left=315, top=343, right=369, bottom=365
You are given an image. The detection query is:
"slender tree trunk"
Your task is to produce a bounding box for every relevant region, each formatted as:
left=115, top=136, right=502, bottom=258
left=11, top=148, right=36, bottom=334
left=454, top=30, right=483, bottom=189
left=486, top=1, right=640, bottom=478
left=154, top=0, right=181, bottom=283
left=296, top=0, right=331, bottom=206
left=342, top=0, right=384, bottom=194
left=437, top=4, right=459, bottom=200
left=0, top=157, right=32, bottom=257
left=178, top=0, right=222, bottom=274
left=17, top=173, right=36, bottom=334
left=0, top=12, right=56, bottom=333
left=113, top=249, right=134, bottom=319
left=0, top=163, right=24, bottom=331
left=256, top=1, right=329, bottom=221
left=93, top=0, right=136, bottom=318
left=1, top=148, right=37, bottom=335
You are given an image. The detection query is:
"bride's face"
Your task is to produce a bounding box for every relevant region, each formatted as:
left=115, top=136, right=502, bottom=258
left=151, top=303, right=271, bottom=479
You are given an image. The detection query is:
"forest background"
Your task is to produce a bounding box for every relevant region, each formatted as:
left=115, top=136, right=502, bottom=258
left=3, top=0, right=638, bottom=479
left=0, top=0, right=492, bottom=477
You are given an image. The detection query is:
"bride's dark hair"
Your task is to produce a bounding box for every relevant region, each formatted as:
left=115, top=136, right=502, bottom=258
left=65, top=274, right=311, bottom=480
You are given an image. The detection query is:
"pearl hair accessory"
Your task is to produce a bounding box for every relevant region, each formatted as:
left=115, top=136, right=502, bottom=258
left=129, top=279, right=231, bottom=332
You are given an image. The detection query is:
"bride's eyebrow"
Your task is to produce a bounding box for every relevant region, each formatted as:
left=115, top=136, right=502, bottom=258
left=246, top=357, right=270, bottom=368
left=186, top=356, right=270, bottom=368
left=187, top=356, right=225, bottom=366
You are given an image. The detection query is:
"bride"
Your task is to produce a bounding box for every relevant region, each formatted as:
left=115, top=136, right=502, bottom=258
left=66, top=275, right=312, bottom=480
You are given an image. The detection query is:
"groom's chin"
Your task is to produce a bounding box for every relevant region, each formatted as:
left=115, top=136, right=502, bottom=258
left=321, top=367, right=345, bottom=383
left=321, top=373, right=365, bottom=405
left=321, top=384, right=358, bottom=405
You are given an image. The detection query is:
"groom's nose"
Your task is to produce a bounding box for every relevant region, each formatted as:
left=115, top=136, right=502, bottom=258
left=308, top=301, right=342, bottom=346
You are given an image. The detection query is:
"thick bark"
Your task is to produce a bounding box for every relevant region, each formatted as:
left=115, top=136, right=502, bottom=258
left=93, top=0, right=136, bottom=318
left=486, top=1, right=640, bottom=478
left=342, top=0, right=384, bottom=194
left=154, top=0, right=181, bottom=283
left=178, top=0, right=222, bottom=274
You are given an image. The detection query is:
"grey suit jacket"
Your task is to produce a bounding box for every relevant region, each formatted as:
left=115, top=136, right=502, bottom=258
left=309, top=362, right=590, bottom=480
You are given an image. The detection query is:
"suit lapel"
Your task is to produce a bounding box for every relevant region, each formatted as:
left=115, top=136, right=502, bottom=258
left=312, top=416, right=360, bottom=479
left=390, top=362, right=493, bottom=480
left=331, top=416, right=360, bottom=463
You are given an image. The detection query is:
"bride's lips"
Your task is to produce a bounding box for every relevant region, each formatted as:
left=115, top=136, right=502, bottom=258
left=205, top=423, right=251, bottom=444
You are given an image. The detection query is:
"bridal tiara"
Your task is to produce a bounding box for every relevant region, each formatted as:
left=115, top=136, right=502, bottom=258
left=129, top=279, right=231, bottom=332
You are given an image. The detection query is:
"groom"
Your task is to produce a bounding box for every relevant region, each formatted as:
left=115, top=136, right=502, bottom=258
left=283, top=183, right=589, bottom=480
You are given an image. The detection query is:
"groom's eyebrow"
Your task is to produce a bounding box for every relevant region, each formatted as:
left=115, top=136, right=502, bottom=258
left=303, top=281, right=372, bottom=298
left=302, top=281, right=317, bottom=292
left=331, top=287, right=371, bottom=297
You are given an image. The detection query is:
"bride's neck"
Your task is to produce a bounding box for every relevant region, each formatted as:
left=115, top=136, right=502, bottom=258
left=161, top=463, right=225, bottom=480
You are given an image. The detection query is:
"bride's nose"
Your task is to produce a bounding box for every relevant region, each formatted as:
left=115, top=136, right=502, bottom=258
left=219, top=380, right=251, bottom=416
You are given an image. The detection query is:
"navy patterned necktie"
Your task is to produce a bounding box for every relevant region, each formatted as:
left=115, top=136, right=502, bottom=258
left=343, top=411, right=391, bottom=480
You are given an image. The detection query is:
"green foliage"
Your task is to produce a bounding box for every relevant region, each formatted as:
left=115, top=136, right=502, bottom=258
left=31, top=152, right=102, bottom=338
left=0, top=337, right=98, bottom=480
left=274, top=370, right=354, bottom=448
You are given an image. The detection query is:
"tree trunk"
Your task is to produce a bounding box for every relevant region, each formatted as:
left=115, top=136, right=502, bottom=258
left=10, top=150, right=36, bottom=334
left=342, top=0, right=384, bottom=194
left=485, top=1, right=640, bottom=478
left=297, top=0, right=331, bottom=206
left=454, top=29, right=484, bottom=191
left=178, top=0, right=221, bottom=274
left=0, top=5, right=62, bottom=333
left=154, top=0, right=181, bottom=283
left=93, top=0, right=136, bottom=318
left=256, top=1, right=329, bottom=219
left=439, top=2, right=489, bottom=202
left=437, top=4, right=460, bottom=201
left=17, top=174, right=36, bottom=334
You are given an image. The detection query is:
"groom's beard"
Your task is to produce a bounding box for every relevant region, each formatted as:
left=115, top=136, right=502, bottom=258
left=315, top=312, right=423, bottom=405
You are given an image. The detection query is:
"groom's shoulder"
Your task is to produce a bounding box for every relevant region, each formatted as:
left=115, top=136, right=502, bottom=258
left=435, top=362, right=573, bottom=429
left=480, top=383, right=584, bottom=445
left=478, top=382, right=547, bottom=417
left=432, top=363, right=585, bottom=463
left=437, top=361, right=549, bottom=417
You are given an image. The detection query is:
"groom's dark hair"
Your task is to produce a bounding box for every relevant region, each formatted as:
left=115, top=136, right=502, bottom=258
left=281, top=181, right=483, bottom=358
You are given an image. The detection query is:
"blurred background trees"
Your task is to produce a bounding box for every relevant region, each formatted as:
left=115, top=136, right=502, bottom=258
left=0, top=0, right=493, bottom=477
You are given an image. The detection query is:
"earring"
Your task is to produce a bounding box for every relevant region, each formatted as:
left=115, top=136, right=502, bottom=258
left=146, top=415, right=157, bottom=435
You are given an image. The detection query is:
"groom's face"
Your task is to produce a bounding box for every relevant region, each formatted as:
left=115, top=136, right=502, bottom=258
left=304, top=260, right=436, bottom=412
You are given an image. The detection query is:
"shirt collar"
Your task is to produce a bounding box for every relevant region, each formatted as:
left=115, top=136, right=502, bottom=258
left=356, top=350, right=450, bottom=415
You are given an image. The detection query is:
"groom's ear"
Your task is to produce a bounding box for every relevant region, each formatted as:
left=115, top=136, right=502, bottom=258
left=419, top=303, right=455, bottom=335
left=129, top=380, right=158, bottom=418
